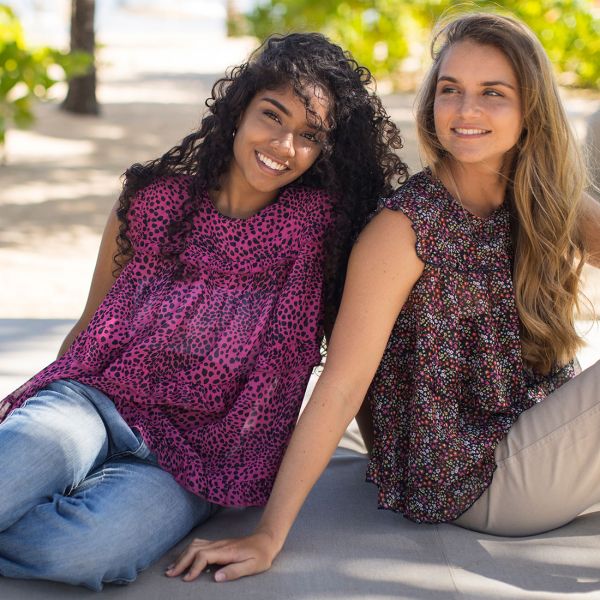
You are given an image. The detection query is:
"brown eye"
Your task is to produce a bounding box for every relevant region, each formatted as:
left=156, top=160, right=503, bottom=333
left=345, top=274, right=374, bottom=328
left=263, top=110, right=281, bottom=123
left=439, top=85, right=458, bottom=94
left=302, top=132, right=320, bottom=144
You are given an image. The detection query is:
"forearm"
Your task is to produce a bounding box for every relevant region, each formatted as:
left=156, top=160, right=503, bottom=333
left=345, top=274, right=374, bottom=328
left=255, top=371, right=363, bottom=553
left=56, top=204, right=123, bottom=360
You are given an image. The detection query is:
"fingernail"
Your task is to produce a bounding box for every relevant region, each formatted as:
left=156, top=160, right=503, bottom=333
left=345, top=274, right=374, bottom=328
left=215, top=572, right=226, bottom=582
left=166, top=564, right=174, bottom=570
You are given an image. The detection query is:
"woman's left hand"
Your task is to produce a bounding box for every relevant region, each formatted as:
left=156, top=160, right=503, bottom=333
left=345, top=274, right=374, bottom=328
left=164, top=532, right=279, bottom=583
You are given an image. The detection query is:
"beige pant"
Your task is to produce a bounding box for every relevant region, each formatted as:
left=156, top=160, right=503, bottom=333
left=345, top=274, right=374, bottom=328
left=454, top=359, right=600, bottom=536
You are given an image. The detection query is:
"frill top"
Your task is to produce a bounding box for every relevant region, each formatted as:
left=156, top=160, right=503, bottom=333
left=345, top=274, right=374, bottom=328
left=3, top=176, right=334, bottom=507
left=366, top=170, right=575, bottom=523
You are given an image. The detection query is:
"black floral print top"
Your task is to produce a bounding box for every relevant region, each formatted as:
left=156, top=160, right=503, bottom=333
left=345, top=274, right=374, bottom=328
left=365, top=170, right=575, bottom=523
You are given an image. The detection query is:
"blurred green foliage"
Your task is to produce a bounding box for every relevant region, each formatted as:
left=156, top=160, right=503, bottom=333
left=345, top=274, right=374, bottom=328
left=247, top=0, right=413, bottom=83
left=0, top=4, right=92, bottom=148
left=245, top=0, right=600, bottom=88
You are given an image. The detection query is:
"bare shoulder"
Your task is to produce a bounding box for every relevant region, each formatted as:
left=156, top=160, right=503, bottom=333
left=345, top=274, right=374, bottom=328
left=352, top=207, right=420, bottom=268
left=322, top=206, right=423, bottom=386
left=338, top=207, right=423, bottom=322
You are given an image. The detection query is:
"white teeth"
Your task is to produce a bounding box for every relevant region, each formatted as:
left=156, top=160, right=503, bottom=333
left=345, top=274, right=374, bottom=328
left=454, top=128, right=488, bottom=135
left=257, top=152, right=287, bottom=171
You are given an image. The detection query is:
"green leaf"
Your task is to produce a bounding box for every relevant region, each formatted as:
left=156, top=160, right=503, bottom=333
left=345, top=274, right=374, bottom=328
left=245, top=0, right=600, bottom=89
left=0, top=4, right=94, bottom=146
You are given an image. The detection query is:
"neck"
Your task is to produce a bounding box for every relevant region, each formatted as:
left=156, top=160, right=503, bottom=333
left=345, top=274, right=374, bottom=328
left=437, top=160, right=507, bottom=218
left=212, top=168, right=278, bottom=219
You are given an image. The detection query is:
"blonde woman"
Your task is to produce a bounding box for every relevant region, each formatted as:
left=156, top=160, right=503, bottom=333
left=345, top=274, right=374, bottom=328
left=165, top=13, right=600, bottom=583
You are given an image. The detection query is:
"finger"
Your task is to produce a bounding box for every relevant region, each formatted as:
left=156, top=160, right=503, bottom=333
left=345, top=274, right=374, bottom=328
left=166, top=539, right=220, bottom=576
left=214, top=558, right=262, bottom=583
left=182, top=553, right=210, bottom=582
left=166, top=546, right=199, bottom=577
left=183, top=546, right=239, bottom=582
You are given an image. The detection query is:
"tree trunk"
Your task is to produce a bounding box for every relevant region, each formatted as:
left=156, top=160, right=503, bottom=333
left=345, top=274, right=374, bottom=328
left=62, top=0, right=99, bottom=115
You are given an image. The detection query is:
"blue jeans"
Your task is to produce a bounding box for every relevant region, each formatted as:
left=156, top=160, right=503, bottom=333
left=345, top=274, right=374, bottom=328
left=0, top=379, right=216, bottom=591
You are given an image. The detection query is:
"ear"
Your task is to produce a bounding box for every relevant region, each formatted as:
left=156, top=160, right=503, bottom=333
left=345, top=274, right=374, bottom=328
left=234, top=109, right=245, bottom=130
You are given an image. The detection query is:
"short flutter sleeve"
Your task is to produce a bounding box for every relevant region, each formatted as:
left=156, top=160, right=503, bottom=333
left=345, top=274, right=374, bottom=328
left=376, top=171, right=512, bottom=273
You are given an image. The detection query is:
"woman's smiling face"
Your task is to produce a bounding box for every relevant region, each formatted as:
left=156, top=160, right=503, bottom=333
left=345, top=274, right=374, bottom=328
left=433, top=40, right=523, bottom=174
left=228, top=84, right=330, bottom=203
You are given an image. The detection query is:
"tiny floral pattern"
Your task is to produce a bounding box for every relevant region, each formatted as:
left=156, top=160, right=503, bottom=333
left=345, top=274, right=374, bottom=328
left=3, top=176, right=333, bottom=507
left=366, top=170, right=575, bottom=523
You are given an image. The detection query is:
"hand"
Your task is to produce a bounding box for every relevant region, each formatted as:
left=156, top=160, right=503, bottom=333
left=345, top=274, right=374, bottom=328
left=165, top=531, right=279, bottom=583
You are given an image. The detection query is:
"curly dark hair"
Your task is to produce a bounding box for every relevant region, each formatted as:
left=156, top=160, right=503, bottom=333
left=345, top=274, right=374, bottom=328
left=115, top=32, right=408, bottom=336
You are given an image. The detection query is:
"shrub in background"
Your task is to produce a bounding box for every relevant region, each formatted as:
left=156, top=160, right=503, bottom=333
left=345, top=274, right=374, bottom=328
left=0, top=4, right=91, bottom=150
left=245, top=0, right=600, bottom=89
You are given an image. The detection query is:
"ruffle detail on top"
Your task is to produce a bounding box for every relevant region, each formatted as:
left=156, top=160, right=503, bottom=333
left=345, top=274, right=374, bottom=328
left=377, top=170, right=512, bottom=273
left=180, top=194, right=315, bottom=274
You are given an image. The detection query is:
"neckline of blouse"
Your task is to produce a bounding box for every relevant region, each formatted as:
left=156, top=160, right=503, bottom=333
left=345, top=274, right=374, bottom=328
left=205, top=187, right=288, bottom=222
left=423, top=168, right=508, bottom=226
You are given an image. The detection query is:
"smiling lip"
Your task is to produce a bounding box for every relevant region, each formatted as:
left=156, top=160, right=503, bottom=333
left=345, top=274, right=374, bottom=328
left=452, top=127, right=491, bottom=136
left=255, top=151, right=289, bottom=173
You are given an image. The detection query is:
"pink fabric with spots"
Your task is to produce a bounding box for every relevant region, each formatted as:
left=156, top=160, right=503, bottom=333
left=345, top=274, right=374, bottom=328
left=3, top=177, right=333, bottom=507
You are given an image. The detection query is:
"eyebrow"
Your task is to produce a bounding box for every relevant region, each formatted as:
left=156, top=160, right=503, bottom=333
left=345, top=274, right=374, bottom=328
left=260, top=97, right=291, bottom=116
left=437, top=75, right=516, bottom=90
left=260, top=96, right=323, bottom=130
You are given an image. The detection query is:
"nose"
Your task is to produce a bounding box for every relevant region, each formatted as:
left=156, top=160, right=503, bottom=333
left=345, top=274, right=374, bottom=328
left=273, top=131, right=295, bottom=158
left=458, top=93, right=481, bottom=117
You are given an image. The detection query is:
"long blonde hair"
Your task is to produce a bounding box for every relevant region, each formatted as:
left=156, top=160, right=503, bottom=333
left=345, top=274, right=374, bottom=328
left=416, top=12, right=586, bottom=374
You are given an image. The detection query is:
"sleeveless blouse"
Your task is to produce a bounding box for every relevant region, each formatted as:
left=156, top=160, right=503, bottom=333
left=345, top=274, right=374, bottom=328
left=366, top=170, right=575, bottom=523
left=3, top=176, right=334, bottom=507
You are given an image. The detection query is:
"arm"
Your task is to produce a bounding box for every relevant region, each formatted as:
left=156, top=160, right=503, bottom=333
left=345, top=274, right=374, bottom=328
left=580, top=192, right=600, bottom=268
left=166, top=208, right=424, bottom=583
left=57, top=203, right=126, bottom=357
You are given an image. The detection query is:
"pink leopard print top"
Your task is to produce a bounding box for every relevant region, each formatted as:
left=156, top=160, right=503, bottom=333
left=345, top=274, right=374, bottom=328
left=3, top=176, right=334, bottom=507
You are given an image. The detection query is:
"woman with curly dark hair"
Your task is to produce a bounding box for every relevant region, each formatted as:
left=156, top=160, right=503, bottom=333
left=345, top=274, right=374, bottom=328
left=0, top=33, right=407, bottom=590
